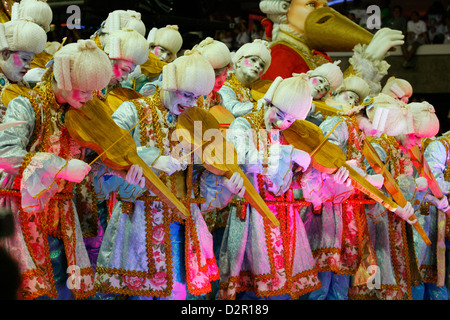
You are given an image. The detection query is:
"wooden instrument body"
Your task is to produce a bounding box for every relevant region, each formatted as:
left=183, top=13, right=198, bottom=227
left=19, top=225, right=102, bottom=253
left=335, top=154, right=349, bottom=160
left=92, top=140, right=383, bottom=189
left=176, top=106, right=280, bottom=227
left=65, top=97, right=190, bottom=217
left=284, top=120, right=430, bottom=244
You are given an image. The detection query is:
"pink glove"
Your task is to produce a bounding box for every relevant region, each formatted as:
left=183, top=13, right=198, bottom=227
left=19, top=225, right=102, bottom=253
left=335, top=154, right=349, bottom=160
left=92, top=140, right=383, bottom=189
left=292, top=148, right=311, bottom=172
left=394, top=202, right=417, bottom=225
left=57, top=159, right=91, bottom=183
left=425, top=194, right=450, bottom=212
left=222, top=172, right=246, bottom=198
left=333, top=166, right=352, bottom=187
left=415, top=177, right=428, bottom=192
left=125, top=164, right=146, bottom=188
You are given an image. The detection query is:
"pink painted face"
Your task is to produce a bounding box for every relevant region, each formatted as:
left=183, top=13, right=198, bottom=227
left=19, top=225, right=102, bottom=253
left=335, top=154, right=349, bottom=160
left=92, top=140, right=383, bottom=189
left=335, top=90, right=360, bottom=105
left=110, top=59, right=136, bottom=86
left=165, top=90, right=201, bottom=115
left=213, top=69, right=228, bottom=92
left=1, top=51, right=34, bottom=82
left=237, top=55, right=265, bottom=83
left=271, top=107, right=296, bottom=130
left=152, top=45, right=172, bottom=62
left=57, top=88, right=94, bottom=109
left=309, top=76, right=330, bottom=99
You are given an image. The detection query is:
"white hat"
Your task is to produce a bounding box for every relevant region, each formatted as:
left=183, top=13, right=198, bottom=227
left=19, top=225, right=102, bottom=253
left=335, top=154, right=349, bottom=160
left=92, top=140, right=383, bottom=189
left=147, top=25, right=183, bottom=61
left=381, top=76, right=413, bottom=100
left=102, top=10, right=146, bottom=36
left=193, top=37, right=232, bottom=70
left=406, top=101, right=440, bottom=138
left=103, top=29, right=148, bottom=65
left=264, top=73, right=312, bottom=120
left=336, top=75, right=370, bottom=101
left=161, top=51, right=215, bottom=96
left=365, top=93, right=412, bottom=137
left=11, top=0, right=53, bottom=32
left=233, top=39, right=272, bottom=75
left=0, top=19, right=47, bottom=53
left=306, top=61, right=343, bottom=92
left=53, top=39, right=112, bottom=91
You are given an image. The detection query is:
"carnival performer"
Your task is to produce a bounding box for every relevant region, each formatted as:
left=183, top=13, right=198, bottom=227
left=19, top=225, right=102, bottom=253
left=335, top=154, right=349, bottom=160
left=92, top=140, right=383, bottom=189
left=0, top=19, right=47, bottom=123
left=323, top=75, right=371, bottom=114
left=423, top=130, right=450, bottom=299
left=98, top=28, right=149, bottom=100
left=301, top=93, right=415, bottom=300
left=407, top=105, right=447, bottom=300
left=76, top=28, right=148, bottom=275
left=0, top=39, right=119, bottom=300
left=304, top=61, right=343, bottom=125
left=94, top=51, right=228, bottom=300
left=188, top=37, right=233, bottom=300
left=218, top=39, right=271, bottom=118
left=206, top=73, right=321, bottom=300
left=347, top=97, right=440, bottom=300
left=91, top=9, right=146, bottom=49
left=10, top=0, right=54, bottom=73
left=125, top=25, right=184, bottom=96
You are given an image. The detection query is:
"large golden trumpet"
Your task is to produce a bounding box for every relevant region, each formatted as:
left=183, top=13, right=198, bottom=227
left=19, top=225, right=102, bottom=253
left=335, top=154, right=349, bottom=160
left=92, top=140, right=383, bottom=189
left=304, top=7, right=374, bottom=52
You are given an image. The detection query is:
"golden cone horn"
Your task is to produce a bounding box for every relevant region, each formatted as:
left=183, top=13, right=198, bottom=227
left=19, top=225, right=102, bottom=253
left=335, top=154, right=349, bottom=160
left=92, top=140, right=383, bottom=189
left=304, top=7, right=374, bottom=52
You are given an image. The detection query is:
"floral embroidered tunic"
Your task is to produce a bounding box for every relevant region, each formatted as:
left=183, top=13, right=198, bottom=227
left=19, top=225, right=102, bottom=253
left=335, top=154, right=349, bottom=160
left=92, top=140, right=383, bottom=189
left=94, top=88, right=219, bottom=297
left=348, top=134, right=419, bottom=300
left=204, top=109, right=321, bottom=299
left=0, top=85, right=96, bottom=299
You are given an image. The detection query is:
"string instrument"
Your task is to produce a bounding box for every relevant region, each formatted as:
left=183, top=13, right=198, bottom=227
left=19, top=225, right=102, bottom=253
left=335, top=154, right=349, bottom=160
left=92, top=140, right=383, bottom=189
left=363, top=137, right=431, bottom=245
left=208, top=105, right=235, bottom=137
left=104, top=86, right=143, bottom=115
left=65, top=97, right=190, bottom=218
left=175, top=106, right=280, bottom=228
left=282, top=119, right=430, bottom=243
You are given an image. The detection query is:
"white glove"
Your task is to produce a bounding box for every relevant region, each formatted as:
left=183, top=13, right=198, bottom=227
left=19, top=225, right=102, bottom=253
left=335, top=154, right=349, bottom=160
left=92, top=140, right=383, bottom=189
left=425, top=194, right=450, bottom=212
left=222, top=172, right=246, bottom=198
left=125, top=164, right=146, bottom=188
left=152, top=155, right=182, bottom=175
left=415, top=177, right=428, bottom=192
left=57, top=159, right=91, bottom=183
left=365, top=28, right=405, bottom=61
left=291, top=148, right=311, bottom=173
left=394, top=202, right=417, bottom=225
left=333, top=166, right=352, bottom=187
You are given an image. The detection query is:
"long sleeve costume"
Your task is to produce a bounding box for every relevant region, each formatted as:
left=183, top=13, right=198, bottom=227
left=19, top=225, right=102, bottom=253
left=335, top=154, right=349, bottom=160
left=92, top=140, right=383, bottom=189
left=0, top=86, right=96, bottom=300
left=206, top=109, right=320, bottom=300
left=94, top=88, right=219, bottom=298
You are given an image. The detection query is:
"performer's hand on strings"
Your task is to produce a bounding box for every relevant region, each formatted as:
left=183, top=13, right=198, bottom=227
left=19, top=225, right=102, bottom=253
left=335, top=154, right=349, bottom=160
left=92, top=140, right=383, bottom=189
left=125, top=164, right=146, bottom=188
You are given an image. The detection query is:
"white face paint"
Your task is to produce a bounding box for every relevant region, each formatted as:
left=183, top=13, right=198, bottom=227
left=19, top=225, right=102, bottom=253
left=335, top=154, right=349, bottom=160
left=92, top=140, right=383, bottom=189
left=267, top=106, right=296, bottom=130
left=110, top=59, right=136, bottom=85
left=164, top=90, right=201, bottom=115
left=334, top=90, right=360, bottom=105
left=55, top=88, right=94, bottom=109
left=151, top=45, right=172, bottom=62
left=235, top=55, right=265, bottom=84
left=308, top=76, right=330, bottom=99
left=1, top=50, right=34, bottom=82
